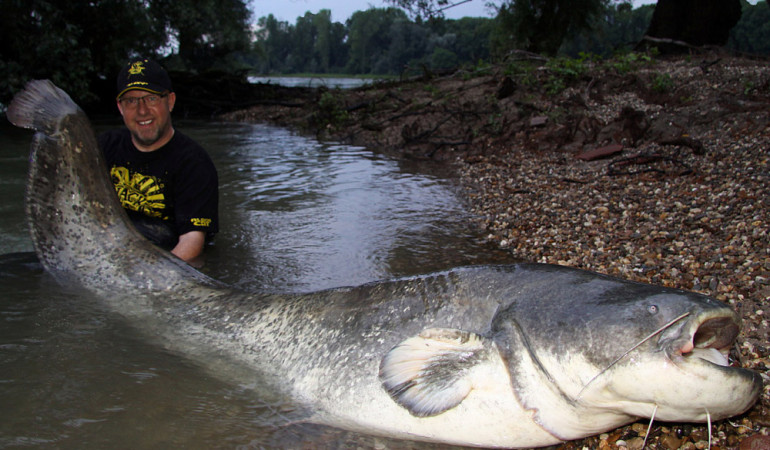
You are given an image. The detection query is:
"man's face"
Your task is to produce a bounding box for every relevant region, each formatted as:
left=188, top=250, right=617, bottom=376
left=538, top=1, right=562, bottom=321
left=117, top=90, right=176, bottom=151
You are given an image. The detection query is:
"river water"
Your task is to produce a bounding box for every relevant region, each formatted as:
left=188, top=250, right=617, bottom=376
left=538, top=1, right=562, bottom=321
left=0, top=118, right=513, bottom=448
left=247, top=76, right=383, bottom=90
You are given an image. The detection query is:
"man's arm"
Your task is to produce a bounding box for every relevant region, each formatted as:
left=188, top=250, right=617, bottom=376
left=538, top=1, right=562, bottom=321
left=171, top=230, right=206, bottom=266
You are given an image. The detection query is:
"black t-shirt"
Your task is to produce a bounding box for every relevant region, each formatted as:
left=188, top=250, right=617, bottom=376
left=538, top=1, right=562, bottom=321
left=98, top=128, right=219, bottom=248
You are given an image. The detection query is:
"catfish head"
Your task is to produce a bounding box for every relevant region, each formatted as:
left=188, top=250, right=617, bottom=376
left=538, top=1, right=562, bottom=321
left=489, top=266, right=762, bottom=440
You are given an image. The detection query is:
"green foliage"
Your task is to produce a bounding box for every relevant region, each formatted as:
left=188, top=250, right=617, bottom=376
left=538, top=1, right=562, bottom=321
left=347, top=8, right=410, bottom=74
left=384, top=0, right=627, bottom=57
left=422, top=83, right=441, bottom=97
left=0, top=0, right=165, bottom=104
left=560, top=3, right=655, bottom=57
left=502, top=50, right=664, bottom=96
left=3, top=0, right=767, bottom=108
left=430, top=47, right=459, bottom=70
left=379, top=16, right=432, bottom=74
left=651, top=73, right=674, bottom=93
left=496, top=0, right=610, bottom=56
left=503, top=61, right=538, bottom=86
left=484, top=112, right=505, bottom=135
left=743, top=80, right=756, bottom=95
left=149, top=0, right=254, bottom=73
left=544, top=77, right=567, bottom=96
left=316, top=90, right=350, bottom=129
left=441, top=17, right=495, bottom=64
left=607, top=51, right=653, bottom=74
left=728, top=1, right=770, bottom=55
left=254, top=7, right=493, bottom=76
left=0, top=0, right=254, bottom=106
left=489, top=4, right=518, bottom=59
left=254, top=11, right=350, bottom=74
left=462, top=59, right=495, bottom=80
left=385, top=0, right=454, bottom=19
left=546, top=55, right=590, bottom=80
left=543, top=53, right=594, bottom=95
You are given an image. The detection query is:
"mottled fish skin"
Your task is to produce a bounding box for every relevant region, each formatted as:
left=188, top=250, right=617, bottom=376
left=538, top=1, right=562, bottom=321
left=7, top=80, right=762, bottom=449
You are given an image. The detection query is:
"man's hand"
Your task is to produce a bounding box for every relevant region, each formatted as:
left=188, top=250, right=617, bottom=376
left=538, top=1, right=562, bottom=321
left=172, top=230, right=206, bottom=267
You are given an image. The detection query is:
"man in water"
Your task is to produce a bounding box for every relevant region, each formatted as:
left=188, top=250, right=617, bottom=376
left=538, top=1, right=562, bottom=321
left=99, top=59, right=218, bottom=265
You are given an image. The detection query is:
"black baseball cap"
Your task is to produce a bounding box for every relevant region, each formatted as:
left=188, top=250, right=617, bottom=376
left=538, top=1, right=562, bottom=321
left=116, top=59, right=173, bottom=99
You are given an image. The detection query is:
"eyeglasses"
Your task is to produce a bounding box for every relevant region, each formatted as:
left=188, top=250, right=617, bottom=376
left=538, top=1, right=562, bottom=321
left=118, top=93, right=168, bottom=108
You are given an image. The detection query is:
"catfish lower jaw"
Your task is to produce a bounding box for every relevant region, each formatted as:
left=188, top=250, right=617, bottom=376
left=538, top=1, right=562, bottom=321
left=687, top=347, right=730, bottom=366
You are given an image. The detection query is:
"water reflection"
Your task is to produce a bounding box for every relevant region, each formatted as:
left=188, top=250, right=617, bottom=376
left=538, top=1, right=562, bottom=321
left=247, top=76, right=382, bottom=89
left=0, top=118, right=512, bottom=448
left=0, top=123, right=35, bottom=254
left=181, top=120, right=510, bottom=291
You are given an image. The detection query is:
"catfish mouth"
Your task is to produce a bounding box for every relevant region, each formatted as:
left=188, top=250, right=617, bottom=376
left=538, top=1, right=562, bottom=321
left=674, top=314, right=741, bottom=367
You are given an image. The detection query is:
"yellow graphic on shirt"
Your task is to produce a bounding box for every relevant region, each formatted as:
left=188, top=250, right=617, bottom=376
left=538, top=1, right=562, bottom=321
left=191, top=218, right=211, bottom=227
left=110, top=166, right=168, bottom=219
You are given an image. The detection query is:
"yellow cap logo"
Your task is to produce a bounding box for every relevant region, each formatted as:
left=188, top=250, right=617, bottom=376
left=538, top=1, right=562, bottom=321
left=128, top=61, right=146, bottom=76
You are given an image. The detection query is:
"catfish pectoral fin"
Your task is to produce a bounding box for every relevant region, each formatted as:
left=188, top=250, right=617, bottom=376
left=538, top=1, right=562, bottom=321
left=379, top=327, right=492, bottom=417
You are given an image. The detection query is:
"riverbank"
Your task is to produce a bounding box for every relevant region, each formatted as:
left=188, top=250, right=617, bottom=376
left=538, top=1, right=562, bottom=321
left=223, top=53, right=770, bottom=449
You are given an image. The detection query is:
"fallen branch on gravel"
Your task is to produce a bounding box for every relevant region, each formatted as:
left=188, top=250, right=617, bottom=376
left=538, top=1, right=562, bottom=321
left=607, top=153, right=692, bottom=176
left=659, top=136, right=705, bottom=154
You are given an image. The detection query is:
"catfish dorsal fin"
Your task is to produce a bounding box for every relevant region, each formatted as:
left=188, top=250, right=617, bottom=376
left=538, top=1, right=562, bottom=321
left=379, top=328, right=489, bottom=417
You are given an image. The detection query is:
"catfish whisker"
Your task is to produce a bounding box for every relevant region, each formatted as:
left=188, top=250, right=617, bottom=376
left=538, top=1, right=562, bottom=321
left=577, top=312, right=690, bottom=400
left=707, top=409, right=712, bottom=449
left=642, top=404, right=657, bottom=448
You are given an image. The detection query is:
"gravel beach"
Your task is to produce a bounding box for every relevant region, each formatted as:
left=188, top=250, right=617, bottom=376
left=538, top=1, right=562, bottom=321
left=456, top=57, right=770, bottom=449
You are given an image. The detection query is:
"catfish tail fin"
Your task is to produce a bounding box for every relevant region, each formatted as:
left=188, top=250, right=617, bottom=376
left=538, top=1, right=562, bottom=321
left=7, top=80, right=79, bottom=134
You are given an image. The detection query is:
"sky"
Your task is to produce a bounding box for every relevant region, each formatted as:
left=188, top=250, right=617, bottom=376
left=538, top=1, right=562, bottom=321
left=249, top=0, right=659, bottom=23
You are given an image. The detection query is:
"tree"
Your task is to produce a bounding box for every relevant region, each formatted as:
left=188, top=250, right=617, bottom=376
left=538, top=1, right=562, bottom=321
left=150, top=0, right=254, bottom=72
left=728, top=0, right=770, bottom=55
left=327, top=21, right=350, bottom=72
left=504, top=0, right=610, bottom=55
left=254, top=10, right=349, bottom=74
left=444, top=17, right=494, bottom=63
left=379, top=18, right=432, bottom=73
left=386, top=0, right=609, bottom=56
left=643, top=0, right=742, bottom=51
left=290, top=12, right=321, bottom=72
left=0, top=0, right=165, bottom=105
left=313, top=10, right=333, bottom=72
left=346, top=8, right=409, bottom=73
left=386, top=0, right=455, bottom=18
left=252, top=8, right=493, bottom=75
left=430, top=47, right=460, bottom=69
left=560, top=3, right=655, bottom=57
left=255, top=14, right=293, bottom=73
left=0, top=0, right=256, bottom=107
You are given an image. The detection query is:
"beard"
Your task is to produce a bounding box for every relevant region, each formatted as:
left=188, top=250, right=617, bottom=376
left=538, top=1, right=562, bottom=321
left=129, top=120, right=172, bottom=150
left=131, top=129, right=162, bottom=148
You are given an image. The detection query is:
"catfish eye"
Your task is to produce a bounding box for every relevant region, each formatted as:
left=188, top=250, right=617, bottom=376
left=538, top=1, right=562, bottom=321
left=648, top=305, right=659, bottom=314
